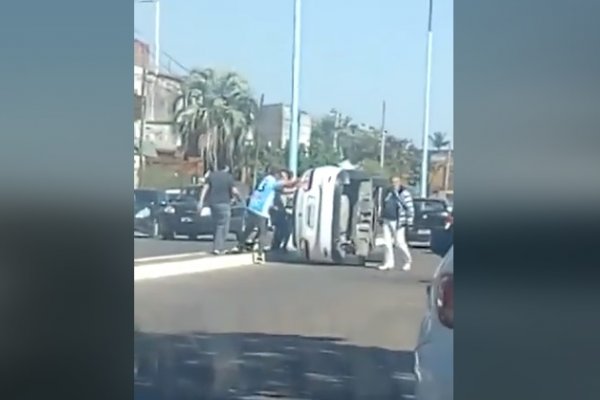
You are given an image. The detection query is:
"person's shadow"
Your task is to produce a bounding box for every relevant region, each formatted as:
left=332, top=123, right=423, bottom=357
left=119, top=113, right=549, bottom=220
left=135, top=331, right=416, bottom=400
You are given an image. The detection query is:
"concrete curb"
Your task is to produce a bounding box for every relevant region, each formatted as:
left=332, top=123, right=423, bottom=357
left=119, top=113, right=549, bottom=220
left=134, top=253, right=254, bottom=282
left=134, top=251, right=210, bottom=266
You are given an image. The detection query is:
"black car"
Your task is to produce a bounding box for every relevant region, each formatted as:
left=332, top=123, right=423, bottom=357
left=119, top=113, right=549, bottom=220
left=160, top=184, right=247, bottom=241
left=430, top=217, right=453, bottom=256
left=134, top=189, right=170, bottom=238
left=406, top=198, right=453, bottom=246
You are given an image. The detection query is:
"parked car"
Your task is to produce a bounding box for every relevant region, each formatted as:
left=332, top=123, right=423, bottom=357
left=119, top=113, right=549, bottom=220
left=430, top=214, right=453, bottom=257
left=160, top=184, right=246, bottom=241
left=406, top=198, right=452, bottom=246
left=414, top=243, right=454, bottom=400
left=134, top=189, right=171, bottom=238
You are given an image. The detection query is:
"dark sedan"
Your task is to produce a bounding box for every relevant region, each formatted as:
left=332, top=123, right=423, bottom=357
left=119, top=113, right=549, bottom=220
left=134, top=189, right=170, bottom=238
left=160, top=185, right=247, bottom=241
left=406, top=198, right=453, bottom=246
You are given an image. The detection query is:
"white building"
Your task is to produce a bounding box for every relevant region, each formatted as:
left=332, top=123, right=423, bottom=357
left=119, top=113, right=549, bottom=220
left=134, top=65, right=182, bottom=155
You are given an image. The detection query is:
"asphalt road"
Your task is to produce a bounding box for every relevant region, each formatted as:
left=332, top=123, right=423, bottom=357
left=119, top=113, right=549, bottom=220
left=135, top=249, right=439, bottom=399
left=134, top=235, right=237, bottom=259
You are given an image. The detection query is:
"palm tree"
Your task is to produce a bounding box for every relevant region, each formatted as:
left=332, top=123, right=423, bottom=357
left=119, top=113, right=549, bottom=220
left=429, top=131, right=450, bottom=151
left=428, top=131, right=452, bottom=192
left=173, top=68, right=258, bottom=172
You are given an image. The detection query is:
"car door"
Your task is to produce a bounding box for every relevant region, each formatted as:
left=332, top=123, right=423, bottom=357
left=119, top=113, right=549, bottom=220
left=293, top=169, right=313, bottom=247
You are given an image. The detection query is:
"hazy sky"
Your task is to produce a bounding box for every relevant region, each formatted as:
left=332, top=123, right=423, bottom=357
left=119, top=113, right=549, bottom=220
left=134, top=0, right=453, bottom=145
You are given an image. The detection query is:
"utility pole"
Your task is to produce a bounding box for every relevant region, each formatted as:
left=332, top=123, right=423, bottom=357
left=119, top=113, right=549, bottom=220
left=252, top=94, right=265, bottom=189
left=420, top=0, right=434, bottom=198
left=444, top=144, right=452, bottom=191
left=331, top=109, right=341, bottom=154
left=137, top=67, right=148, bottom=187
left=379, top=100, right=387, bottom=169
left=288, top=0, right=302, bottom=177
left=150, top=0, right=160, bottom=122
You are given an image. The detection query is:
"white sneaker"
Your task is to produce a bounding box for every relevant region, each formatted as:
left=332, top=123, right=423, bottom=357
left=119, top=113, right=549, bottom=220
left=378, top=264, right=394, bottom=271
left=401, top=263, right=412, bottom=271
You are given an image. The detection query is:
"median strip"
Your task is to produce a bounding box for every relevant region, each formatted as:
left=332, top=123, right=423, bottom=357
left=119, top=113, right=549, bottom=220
left=134, top=251, right=210, bottom=265
left=135, top=253, right=254, bottom=281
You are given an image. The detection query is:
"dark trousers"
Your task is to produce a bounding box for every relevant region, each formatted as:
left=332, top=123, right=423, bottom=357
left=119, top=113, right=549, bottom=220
left=210, top=203, right=231, bottom=252
left=238, top=211, right=269, bottom=251
left=272, top=211, right=292, bottom=250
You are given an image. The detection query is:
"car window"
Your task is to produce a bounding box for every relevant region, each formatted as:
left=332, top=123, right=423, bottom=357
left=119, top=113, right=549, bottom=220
left=181, top=187, right=203, bottom=202
left=156, top=192, right=167, bottom=203
left=414, top=200, right=447, bottom=213
left=134, top=190, right=157, bottom=204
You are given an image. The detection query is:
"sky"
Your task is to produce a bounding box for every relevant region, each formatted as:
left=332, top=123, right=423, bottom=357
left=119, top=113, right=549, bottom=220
left=134, top=0, right=453, bottom=146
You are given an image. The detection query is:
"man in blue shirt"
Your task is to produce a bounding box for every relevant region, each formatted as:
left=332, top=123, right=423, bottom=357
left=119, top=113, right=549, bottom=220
left=234, top=166, right=298, bottom=254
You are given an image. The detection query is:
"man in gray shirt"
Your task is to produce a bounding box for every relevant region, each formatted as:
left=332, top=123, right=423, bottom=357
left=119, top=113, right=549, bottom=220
left=201, top=164, right=239, bottom=255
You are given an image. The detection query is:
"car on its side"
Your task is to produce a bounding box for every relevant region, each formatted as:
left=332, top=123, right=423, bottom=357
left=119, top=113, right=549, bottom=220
left=134, top=189, right=172, bottom=238
left=414, top=227, right=453, bottom=400
left=406, top=198, right=453, bottom=246
left=160, top=184, right=247, bottom=241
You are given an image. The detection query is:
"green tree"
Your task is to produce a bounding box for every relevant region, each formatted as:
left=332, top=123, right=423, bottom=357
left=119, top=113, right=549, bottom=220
left=429, top=131, right=451, bottom=151
left=303, top=116, right=342, bottom=169
left=173, top=68, right=258, bottom=171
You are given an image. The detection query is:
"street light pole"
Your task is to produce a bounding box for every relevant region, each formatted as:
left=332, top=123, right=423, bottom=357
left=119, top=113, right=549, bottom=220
left=154, top=0, right=160, bottom=74
left=420, top=0, right=434, bottom=198
left=136, top=0, right=161, bottom=120
left=288, top=0, right=302, bottom=177
left=379, top=100, right=387, bottom=169
left=148, top=0, right=160, bottom=122
left=138, top=68, right=148, bottom=187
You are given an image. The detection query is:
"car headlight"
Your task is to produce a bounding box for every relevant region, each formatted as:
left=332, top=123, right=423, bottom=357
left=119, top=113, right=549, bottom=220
left=164, top=206, right=176, bottom=214
left=135, top=207, right=151, bottom=219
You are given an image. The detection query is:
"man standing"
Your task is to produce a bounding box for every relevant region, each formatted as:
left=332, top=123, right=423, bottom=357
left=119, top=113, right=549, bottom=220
left=379, top=176, right=415, bottom=271
left=271, top=169, right=296, bottom=251
left=201, top=163, right=239, bottom=255
left=235, top=166, right=297, bottom=257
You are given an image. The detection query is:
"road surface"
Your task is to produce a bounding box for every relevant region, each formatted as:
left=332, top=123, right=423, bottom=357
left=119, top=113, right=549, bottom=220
left=134, top=236, right=236, bottom=259
left=135, top=249, right=439, bottom=399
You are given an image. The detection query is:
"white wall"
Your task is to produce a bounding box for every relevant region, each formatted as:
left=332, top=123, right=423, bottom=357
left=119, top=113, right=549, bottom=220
left=134, top=66, right=181, bottom=153
left=280, top=105, right=312, bottom=149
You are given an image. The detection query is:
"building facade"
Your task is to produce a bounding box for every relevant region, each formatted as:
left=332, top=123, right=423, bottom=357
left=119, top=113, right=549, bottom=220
left=133, top=64, right=182, bottom=155
left=255, top=103, right=312, bottom=149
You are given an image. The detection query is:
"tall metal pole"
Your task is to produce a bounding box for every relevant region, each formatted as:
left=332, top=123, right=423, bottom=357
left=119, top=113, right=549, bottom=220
left=253, top=94, right=265, bottom=189
left=288, top=0, right=302, bottom=177
left=148, top=0, right=160, bottom=121
left=331, top=110, right=341, bottom=155
left=154, top=0, right=160, bottom=74
left=137, top=68, right=148, bottom=187
left=444, top=144, right=452, bottom=191
left=420, top=0, right=434, bottom=197
left=379, top=100, right=387, bottom=168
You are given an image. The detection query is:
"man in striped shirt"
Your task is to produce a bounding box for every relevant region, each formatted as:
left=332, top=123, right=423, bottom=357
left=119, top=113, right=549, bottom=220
left=379, top=175, right=415, bottom=271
